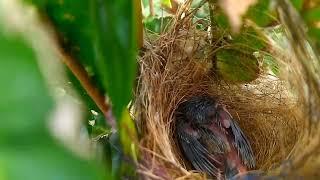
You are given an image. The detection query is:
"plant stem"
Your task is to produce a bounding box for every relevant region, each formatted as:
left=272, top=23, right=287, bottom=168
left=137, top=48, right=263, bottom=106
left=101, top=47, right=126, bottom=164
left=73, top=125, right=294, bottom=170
left=57, top=46, right=116, bottom=129
left=149, top=0, right=155, bottom=16
left=135, top=0, right=143, bottom=48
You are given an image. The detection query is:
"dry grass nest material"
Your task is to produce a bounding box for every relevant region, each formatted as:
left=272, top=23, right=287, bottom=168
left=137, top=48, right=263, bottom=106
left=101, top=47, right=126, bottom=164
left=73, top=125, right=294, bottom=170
left=132, top=4, right=319, bottom=179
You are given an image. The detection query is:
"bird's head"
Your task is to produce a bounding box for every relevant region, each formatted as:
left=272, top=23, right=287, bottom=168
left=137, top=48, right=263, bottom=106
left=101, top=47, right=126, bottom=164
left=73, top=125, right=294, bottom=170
left=178, top=96, right=218, bottom=125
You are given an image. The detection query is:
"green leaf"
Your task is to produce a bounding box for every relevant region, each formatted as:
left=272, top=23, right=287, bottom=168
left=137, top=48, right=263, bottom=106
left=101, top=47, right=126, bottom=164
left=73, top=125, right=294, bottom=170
left=27, top=0, right=139, bottom=177
left=90, top=0, right=137, bottom=119
left=65, top=68, right=110, bottom=136
left=309, top=27, right=320, bottom=40
left=216, top=49, right=260, bottom=83
left=308, top=27, right=320, bottom=50
left=0, top=28, right=106, bottom=180
left=232, top=27, right=267, bottom=51
left=90, top=1, right=139, bottom=177
left=302, top=7, right=320, bottom=23
left=27, top=0, right=106, bottom=94
left=246, top=0, right=273, bottom=27
left=300, top=6, right=320, bottom=51
left=1, top=145, right=105, bottom=180
left=0, top=35, right=50, bottom=139
left=161, top=0, right=172, bottom=8
left=290, top=0, right=303, bottom=11
left=213, top=11, right=230, bottom=29
left=144, top=16, right=173, bottom=34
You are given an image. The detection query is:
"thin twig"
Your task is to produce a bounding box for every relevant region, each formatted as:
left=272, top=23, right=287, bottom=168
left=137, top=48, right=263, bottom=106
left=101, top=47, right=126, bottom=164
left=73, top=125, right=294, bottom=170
left=137, top=170, right=165, bottom=180
left=57, top=46, right=116, bottom=129
left=149, top=0, right=155, bottom=16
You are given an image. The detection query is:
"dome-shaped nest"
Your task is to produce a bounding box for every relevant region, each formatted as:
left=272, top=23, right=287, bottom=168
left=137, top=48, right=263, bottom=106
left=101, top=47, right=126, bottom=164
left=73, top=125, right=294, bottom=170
left=133, top=2, right=320, bottom=179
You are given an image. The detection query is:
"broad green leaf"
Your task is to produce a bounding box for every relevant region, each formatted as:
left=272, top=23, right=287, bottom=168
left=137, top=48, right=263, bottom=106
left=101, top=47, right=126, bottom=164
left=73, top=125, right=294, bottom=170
left=0, top=34, right=51, bottom=139
left=216, top=49, right=260, bottom=83
left=0, top=28, right=106, bottom=179
left=246, top=0, right=273, bottom=27
left=1, top=145, right=105, bottom=180
left=232, top=27, right=267, bottom=51
left=26, top=0, right=106, bottom=94
left=89, top=1, right=139, bottom=177
left=65, top=69, right=110, bottom=137
left=27, top=0, right=139, bottom=176
left=89, top=0, right=137, bottom=119
left=213, top=10, right=230, bottom=29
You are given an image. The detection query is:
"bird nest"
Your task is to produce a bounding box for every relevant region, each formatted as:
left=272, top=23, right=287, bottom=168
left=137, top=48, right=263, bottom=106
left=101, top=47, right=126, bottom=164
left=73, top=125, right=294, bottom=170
left=133, top=3, right=320, bottom=179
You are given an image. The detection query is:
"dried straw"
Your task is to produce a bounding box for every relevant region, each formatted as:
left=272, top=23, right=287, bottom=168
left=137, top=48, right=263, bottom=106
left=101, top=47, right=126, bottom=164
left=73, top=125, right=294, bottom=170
left=132, top=1, right=320, bottom=179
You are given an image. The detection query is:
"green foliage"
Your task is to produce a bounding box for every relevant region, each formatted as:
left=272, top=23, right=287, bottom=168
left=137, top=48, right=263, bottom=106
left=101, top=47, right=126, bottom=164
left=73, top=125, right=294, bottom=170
left=0, top=35, right=50, bottom=139
left=89, top=0, right=137, bottom=120
left=302, top=7, right=320, bottom=48
left=144, top=16, right=173, bottom=33
left=161, top=0, right=172, bottom=8
left=290, top=0, right=303, bottom=10
left=25, top=0, right=139, bottom=178
left=309, top=27, right=320, bottom=42
left=66, top=69, right=107, bottom=129
left=302, top=7, right=320, bottom=22
left=89, top=4, right=139, bottom=176
left=142, top=0, right=173, bottom=34
left=245, top=0, right=273, bottom=27
left=31, top=0, right=105, bottom=93
left=211, top=26, right=266, bottom=83
left=216, top=49, right=260, bottom=83
left=0, top=29, right=106, bottom=180
left=232, top=27, right=266, bottom=51
left=210, top=0, right=274, bottom=30
left=87, top=2, right=140, bottom=177
left=263, top=54, right=279, bottom=75
left=142, top=0, right=171, bottom=17
left=213, top=10, right=230, bottom=29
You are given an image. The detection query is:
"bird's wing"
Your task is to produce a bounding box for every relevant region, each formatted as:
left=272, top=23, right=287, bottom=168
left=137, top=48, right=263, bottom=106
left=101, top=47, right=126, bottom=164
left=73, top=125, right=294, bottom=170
left=177, top=124, right=222, bottom=176
left=199, top=128, right=228, bottom=154
left=216, top=106, right=256, bottom=168
left=229, top=119, right=256, bottom=168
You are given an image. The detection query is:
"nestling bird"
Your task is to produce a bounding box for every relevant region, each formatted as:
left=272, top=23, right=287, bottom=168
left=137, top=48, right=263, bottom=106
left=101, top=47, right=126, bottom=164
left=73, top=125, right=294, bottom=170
left=175, top=96, right=256, bottom=179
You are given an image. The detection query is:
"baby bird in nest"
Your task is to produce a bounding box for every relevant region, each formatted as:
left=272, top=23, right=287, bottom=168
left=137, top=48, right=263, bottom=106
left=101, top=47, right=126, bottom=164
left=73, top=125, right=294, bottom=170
left=175, top=96, right=256, bottom=179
